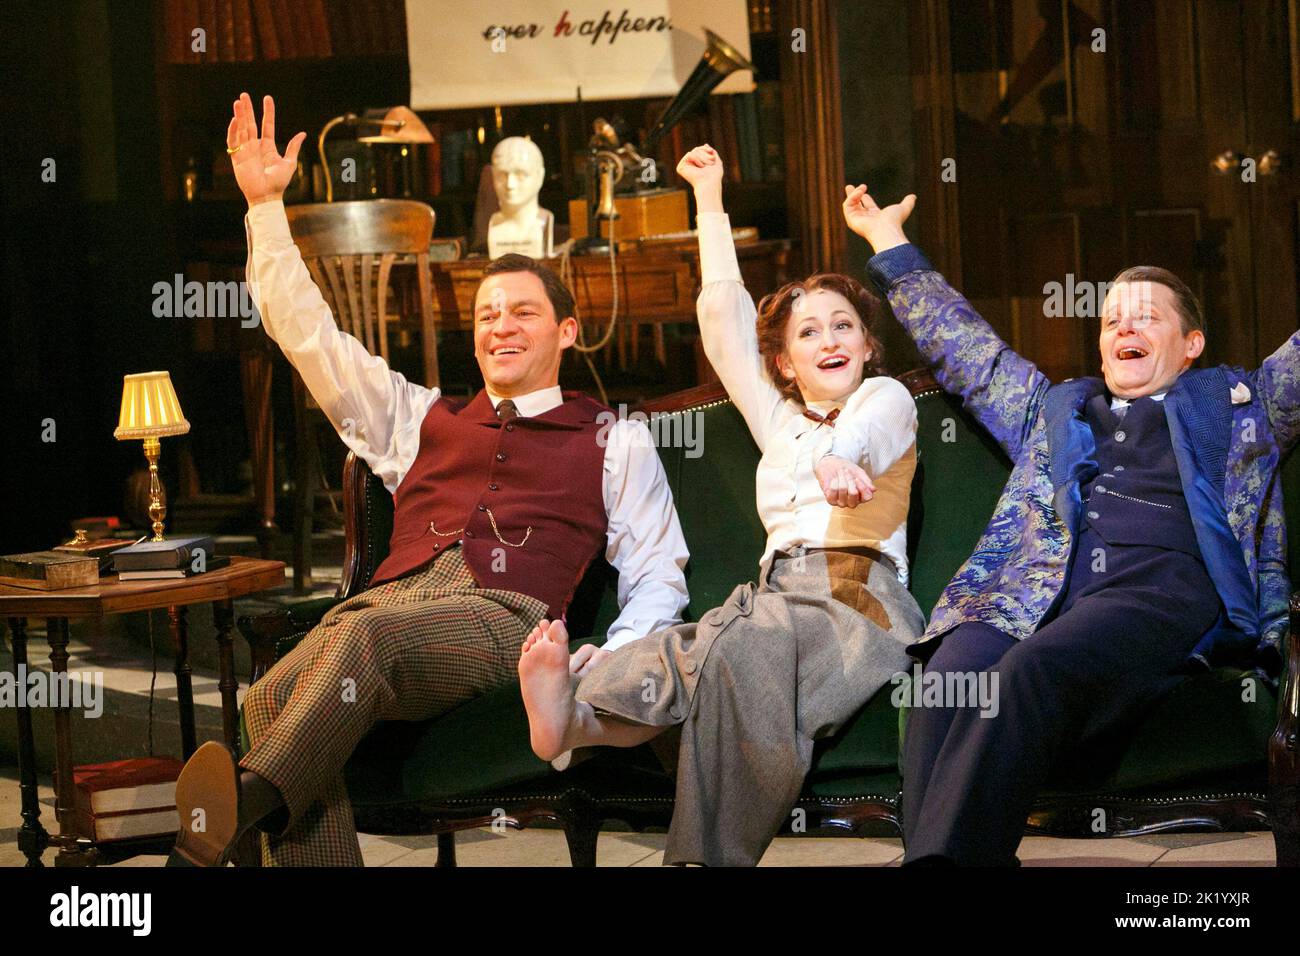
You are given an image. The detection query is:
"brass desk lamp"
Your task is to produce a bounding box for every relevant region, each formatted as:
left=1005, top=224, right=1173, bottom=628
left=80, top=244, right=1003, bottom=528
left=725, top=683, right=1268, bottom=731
left=318, top=105, right=434, bottom=202
left=112, top=371, right=190, bottom=541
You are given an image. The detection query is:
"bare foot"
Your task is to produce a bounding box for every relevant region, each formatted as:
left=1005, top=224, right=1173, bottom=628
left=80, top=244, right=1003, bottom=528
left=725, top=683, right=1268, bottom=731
left=518, top=619, right=575, bottom=761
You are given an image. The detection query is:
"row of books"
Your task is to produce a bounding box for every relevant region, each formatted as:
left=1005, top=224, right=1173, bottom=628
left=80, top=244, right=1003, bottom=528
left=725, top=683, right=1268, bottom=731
left=0, top=536, right=228, bottom=590
left=163, top=0, right=406, bottom=64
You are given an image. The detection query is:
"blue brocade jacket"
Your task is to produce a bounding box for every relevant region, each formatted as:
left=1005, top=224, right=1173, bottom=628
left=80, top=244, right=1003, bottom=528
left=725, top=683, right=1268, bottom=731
left=869, top=244, right=1300, bottom=675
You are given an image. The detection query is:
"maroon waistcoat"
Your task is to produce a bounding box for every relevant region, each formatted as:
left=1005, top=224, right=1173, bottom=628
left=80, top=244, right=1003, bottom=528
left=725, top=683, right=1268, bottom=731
left=370, top=389, right=611, bottom=619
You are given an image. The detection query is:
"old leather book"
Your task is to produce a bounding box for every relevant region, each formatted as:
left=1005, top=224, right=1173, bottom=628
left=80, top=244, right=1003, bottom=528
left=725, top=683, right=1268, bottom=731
left=0, top=551, right=100, bottom=590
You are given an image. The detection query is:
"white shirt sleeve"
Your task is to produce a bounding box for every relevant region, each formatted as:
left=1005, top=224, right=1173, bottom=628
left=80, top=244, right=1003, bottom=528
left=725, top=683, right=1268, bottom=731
left=600, top=419, right=690, bottom=652
left=826, top=376, right=919, bottom=478
left=695, top=212, right=787, bottom=452
left=244, top=199, right=438, bottom=494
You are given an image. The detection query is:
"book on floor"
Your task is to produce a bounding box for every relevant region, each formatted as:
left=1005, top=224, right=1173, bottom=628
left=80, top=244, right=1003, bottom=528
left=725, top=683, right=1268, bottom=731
left=72, top=756, right=182, bottom=843
left=75, top=756, right=183, bottom=813
left=73, top=807, right=180, bottom=843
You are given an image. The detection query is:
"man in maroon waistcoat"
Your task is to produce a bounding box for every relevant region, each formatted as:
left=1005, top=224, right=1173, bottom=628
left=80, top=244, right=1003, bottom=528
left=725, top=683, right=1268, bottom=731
left=169, top=93, right=689, bottom=866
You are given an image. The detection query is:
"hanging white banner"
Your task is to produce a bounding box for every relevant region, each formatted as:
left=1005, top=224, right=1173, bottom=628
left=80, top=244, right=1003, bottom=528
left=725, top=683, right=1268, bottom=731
left=406, top=1, right=755, bottom=110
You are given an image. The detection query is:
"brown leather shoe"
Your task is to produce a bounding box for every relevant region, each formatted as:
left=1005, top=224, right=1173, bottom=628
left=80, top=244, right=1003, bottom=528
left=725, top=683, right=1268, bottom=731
left=169, top=741, right=241, bottom=867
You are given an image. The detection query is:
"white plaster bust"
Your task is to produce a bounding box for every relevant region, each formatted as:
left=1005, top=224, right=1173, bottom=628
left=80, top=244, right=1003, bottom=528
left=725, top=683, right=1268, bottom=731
left=488, top=136, right=553, bottom=259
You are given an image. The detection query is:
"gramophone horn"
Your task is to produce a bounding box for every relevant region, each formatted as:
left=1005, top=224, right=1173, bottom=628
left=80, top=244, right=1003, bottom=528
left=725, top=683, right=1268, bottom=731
left=643, top=29, right=757, bottom=153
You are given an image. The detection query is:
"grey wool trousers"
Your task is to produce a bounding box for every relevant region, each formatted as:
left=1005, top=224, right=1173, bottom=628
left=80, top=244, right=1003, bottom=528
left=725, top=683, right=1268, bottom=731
left=573, top=548, right=925, bottom=865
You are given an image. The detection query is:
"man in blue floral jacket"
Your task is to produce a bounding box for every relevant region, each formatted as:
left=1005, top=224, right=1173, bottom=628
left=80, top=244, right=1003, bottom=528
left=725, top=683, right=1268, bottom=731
left=839, top=185, right=1296, bottom=865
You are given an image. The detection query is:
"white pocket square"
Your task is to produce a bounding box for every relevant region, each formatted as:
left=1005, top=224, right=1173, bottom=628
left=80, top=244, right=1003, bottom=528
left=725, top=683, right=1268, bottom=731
left=1230, top=382, right=1251, bottom=405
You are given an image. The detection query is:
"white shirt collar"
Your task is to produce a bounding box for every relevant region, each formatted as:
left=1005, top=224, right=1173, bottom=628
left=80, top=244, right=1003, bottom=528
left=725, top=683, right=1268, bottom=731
left=484, top=384, right=564, bottom=418
left=1110, top=389, right=1167, bottom=410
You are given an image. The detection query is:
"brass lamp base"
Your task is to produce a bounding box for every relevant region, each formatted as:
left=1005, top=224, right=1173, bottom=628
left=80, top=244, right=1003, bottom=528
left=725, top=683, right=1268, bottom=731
left=142, top=436, right=168, bottom=541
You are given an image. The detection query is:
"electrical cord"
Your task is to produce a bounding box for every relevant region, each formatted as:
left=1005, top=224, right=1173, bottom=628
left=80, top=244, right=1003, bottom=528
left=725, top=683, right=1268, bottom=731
left=558, top=213, right=620, bottom=405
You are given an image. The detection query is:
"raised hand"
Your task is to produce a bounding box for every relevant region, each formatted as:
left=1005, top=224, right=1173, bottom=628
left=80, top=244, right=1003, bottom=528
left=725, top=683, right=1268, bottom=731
left=226, top=92, right=307, bottom=207
left=842, top=184, right=915, bottom=255
left=676, top=144, right=724, bottom=213
left=815, top=454, right=876, bottom=508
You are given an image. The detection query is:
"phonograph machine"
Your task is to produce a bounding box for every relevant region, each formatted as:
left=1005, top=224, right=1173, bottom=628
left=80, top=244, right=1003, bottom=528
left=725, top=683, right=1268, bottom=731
left=569, top=29, right=757, bottom=255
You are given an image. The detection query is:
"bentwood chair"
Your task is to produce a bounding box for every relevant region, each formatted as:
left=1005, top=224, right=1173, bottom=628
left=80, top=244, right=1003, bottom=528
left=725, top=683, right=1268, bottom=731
left=282, top=200, right=440, bottom=592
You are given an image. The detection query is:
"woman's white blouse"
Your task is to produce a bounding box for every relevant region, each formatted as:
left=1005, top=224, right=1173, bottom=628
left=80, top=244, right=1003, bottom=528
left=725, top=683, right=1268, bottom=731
left=695, top=212, right=918, bottom=584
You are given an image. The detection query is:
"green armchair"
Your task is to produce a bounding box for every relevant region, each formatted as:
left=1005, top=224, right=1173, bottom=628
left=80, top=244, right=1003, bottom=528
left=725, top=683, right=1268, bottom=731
left=238, top=370, right=1300, bottom=866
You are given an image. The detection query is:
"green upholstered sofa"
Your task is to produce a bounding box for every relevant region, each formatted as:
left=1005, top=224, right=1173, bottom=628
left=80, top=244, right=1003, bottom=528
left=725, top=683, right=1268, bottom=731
left=238, top=370, right=1300, bottom=866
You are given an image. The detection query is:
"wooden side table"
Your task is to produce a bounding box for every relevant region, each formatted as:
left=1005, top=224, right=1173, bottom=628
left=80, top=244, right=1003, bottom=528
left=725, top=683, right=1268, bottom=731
left=0, top=556, right=285, bottom=867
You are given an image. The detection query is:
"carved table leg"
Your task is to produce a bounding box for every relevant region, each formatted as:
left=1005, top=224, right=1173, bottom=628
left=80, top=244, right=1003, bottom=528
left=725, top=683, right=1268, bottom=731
left=8, top=617, right=49, bottom=866
left=47, top=617, right=93, bottom=867
left=212, top=599, right=240, bottom=752
left=169, top=605, right=197, bottom=759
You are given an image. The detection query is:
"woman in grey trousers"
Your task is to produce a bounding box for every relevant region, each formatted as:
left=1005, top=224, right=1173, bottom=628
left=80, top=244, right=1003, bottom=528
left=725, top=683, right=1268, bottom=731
left=518, top=145, right=926, bottom=865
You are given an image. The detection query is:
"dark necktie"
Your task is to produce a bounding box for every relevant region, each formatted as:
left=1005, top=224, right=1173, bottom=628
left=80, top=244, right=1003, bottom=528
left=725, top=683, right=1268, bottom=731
left=802, top=407, right=840, bottom=428
left=496, top=399, right=519, bottom=423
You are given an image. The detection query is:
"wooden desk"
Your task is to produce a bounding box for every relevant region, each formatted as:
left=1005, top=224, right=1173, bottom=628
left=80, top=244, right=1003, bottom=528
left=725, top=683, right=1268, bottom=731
left=1, top=556, right=285, bottom=866
left=426, top=237, right=793, bottom=330
left=425, top=238, right=791, bottom=370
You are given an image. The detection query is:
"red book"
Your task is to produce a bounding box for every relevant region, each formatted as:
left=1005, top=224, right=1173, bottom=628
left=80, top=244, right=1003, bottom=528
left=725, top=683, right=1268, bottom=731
left=182, top=0, right=201, bottom=62
left=73, top=757, right=183, bottom=816
left=196, top=0, right=215, bottom=60
left=307, top=0, right=333, bottom=57
left=216, top=0, right=234, bottom=60
left=424, top=124, right=443, bottom=197
left=232, top=0, right=255, bottom=61
left=251, top=0, right=280, bottom=60
left=164, top=0, right=186, bottom=64
left=271, top=0, right=299, bottom=58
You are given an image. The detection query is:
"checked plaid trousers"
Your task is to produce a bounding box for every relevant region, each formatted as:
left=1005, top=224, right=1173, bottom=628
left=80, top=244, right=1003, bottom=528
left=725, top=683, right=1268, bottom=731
left=239, top=543, right=548, bottom=865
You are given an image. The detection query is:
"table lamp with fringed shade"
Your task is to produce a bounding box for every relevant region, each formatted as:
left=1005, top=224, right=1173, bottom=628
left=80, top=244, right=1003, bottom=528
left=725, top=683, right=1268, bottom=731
left=112, top=371, right=191, bottom=541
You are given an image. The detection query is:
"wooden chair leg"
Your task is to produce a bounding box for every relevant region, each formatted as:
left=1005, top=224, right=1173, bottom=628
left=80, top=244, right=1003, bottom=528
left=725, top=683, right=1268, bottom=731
left=291, top=374, right=314, bottom=594
left=436, top=831, right=457, bottom=867
left=240, top=349, right=277, bottom=559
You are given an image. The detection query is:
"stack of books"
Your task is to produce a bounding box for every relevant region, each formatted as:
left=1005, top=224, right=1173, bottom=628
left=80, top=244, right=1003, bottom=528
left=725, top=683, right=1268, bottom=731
left=113, top=536, right=229, bottom=581
left=73, top=757, right=183, bottom=844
